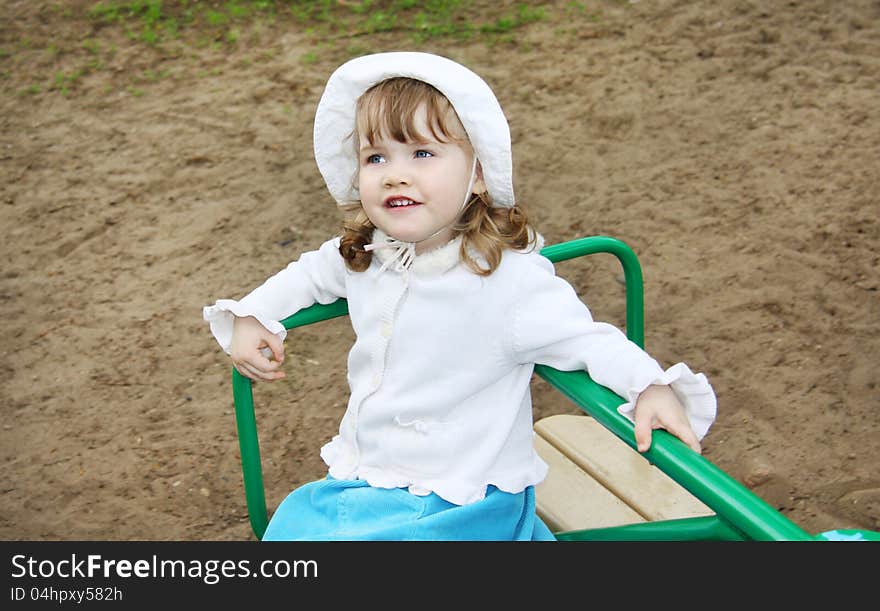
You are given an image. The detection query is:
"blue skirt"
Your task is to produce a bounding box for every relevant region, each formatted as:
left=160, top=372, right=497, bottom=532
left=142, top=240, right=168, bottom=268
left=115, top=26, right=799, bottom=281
left=262, top=477, right=557, bottom=541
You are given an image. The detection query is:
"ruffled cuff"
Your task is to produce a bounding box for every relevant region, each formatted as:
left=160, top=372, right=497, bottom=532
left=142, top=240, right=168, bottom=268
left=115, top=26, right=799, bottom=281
left=617, top=362, right=717, bottom=440
left=202, top=299, right=288, bottom=355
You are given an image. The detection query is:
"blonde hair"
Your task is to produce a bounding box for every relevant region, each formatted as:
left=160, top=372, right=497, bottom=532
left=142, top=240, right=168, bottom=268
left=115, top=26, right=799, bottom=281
left=339, top=77, right=535, bottom=276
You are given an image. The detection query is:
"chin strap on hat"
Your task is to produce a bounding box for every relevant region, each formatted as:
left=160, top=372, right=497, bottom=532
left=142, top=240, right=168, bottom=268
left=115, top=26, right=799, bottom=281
left=364, top=156, right=478, bottom=273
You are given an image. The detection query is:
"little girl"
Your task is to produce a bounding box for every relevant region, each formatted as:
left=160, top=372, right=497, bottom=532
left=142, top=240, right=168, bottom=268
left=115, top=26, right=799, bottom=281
left=203, top=52, right=717, bottom=541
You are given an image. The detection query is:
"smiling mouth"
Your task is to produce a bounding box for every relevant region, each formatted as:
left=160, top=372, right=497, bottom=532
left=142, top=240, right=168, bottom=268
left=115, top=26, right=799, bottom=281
left=384, top=197, right=423, bottom=208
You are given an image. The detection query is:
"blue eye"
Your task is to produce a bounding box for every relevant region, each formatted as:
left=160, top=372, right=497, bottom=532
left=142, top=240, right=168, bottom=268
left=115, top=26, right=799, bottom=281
left=365, top=153, right=384, bottom=164
left=414, top=150, right=433, bottom=159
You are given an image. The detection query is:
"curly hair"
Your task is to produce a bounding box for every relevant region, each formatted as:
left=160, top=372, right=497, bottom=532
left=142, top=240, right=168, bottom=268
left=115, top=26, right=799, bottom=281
left=339, top=77, right=537, bottom=276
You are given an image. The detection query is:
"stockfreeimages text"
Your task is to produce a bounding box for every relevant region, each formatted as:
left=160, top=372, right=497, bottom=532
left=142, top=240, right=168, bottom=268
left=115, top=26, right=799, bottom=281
left=10, top=553, right=317, bottom=585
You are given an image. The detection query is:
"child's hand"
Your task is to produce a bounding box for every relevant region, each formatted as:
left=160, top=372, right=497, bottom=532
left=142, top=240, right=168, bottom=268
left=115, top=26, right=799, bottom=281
left=633, top=384, right=701, bottom=454
left=230, top=316, right=286, bottom=382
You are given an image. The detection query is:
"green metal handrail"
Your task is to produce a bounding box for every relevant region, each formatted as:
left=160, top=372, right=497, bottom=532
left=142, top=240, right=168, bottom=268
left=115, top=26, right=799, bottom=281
left=230, top=236, right=815, bottom=541
left=539, top=236, right=644, bottom=348
left=535, top=367, right=812, bottom=541
left=555, top=515, right=747, bottom=542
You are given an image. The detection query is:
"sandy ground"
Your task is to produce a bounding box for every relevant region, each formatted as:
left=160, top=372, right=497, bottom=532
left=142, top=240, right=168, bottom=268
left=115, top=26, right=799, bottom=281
left=1, top=0, right=878, bottom=540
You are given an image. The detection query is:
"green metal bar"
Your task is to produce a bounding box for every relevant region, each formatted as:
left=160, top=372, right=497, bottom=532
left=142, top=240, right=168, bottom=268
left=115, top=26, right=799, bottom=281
left=231, top=368, right=268, bottom=540
left=232, top=236, right=816, bottom=541
left=538, top=236, right=810, bottom=540
left=280, top=298, right=350, bottom=330
left=277, top=237, right=643, bottom=335
left=541, top=236, right=644, bottom=348
left=537, top=238, right=796, bottom=540
left=233, top=237, right=640, bottom=538
left=535, top=365, right=815, bottom=541
left=555, top=515, right=748, bottom=542
left=232, top=303, right=351, bottom=540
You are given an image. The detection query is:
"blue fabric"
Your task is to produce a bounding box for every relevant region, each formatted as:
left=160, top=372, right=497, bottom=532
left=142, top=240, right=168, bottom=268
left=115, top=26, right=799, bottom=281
left=262, top=477, right=557, bottom=541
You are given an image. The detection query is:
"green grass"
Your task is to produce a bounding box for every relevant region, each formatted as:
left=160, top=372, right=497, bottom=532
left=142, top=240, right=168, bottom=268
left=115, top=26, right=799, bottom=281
left=8, top=1, right=609, bottom=100
left=81, top=39, right=101, bottom=55
left=20, top=83, right=42, bottom=96
left=84, top=1, right=551, bottom=47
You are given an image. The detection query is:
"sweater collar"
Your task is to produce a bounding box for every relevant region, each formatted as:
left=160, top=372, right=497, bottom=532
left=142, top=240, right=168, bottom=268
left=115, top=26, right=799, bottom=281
left=369, top=228, right=462, bottom=276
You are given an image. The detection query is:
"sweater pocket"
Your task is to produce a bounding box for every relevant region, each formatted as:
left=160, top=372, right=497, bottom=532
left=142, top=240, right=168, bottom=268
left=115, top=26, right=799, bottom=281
left=387, top=415, right=465, bottom=478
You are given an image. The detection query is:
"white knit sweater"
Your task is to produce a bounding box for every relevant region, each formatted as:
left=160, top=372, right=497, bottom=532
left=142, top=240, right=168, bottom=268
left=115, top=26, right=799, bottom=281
left=204, top=232, right=716, bottom=505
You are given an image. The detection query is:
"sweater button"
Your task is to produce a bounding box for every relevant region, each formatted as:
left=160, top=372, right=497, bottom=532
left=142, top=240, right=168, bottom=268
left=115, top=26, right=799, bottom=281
left=372, top=373, right=381, bottom=386
left=380, top=322, right=392, bottom=338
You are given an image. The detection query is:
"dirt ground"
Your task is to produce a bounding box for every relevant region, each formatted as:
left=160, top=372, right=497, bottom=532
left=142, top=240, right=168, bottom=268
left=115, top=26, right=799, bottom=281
left=1, top=0, right=878, bottom=541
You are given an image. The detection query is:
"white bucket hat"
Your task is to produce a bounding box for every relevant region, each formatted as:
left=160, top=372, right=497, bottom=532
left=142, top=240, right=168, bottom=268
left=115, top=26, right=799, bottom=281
left=313, top=51, right=515, bottom=208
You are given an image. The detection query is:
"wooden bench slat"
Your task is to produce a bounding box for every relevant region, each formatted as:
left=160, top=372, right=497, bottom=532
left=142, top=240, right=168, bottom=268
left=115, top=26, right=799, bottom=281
left=533, top=435, right=645, bottom=533
left=535, top=414, right=713, bottom=523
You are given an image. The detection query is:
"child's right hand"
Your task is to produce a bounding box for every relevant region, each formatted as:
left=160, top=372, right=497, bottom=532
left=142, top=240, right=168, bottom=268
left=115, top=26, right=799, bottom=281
left=230, top=316, right=286, bottom=382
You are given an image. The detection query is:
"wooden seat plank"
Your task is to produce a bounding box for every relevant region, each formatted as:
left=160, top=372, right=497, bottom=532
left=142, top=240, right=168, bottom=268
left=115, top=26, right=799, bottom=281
left=535, top=414, right=713, bottom=523
left=533, top=435, right=644, bottom=533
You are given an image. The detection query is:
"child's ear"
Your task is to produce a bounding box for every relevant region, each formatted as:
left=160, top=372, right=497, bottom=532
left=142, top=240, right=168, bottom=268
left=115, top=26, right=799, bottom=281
left=472, top=161, right=486, bottom=194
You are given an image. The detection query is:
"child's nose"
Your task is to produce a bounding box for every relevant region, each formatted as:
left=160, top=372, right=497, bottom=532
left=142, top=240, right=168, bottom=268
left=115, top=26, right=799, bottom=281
left=382, top=164, right=411, bottom=187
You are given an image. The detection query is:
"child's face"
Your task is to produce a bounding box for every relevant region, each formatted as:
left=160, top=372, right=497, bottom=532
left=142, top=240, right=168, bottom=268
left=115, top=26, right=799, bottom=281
left=357, top=103, right=483, bottom=254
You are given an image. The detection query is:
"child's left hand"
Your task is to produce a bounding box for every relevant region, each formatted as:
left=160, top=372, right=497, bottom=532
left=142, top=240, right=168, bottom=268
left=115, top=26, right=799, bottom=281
left=633, top=384, right=702, bottom=454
